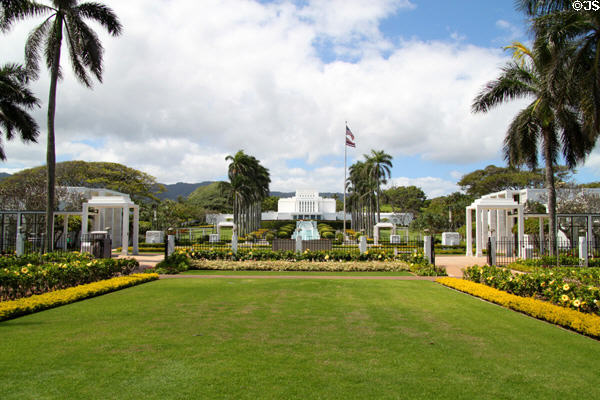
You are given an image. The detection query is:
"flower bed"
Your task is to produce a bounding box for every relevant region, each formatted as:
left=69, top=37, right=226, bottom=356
left=186, top=248, right=425, bottom=263
left=185, top=259, right=447, bottom=276
left=437, top=277, right=600, bottom=338
left=0, top=252, right=139, bottom=301
left=0, top=273, right=159, bottom=322
left=463, top=265, right=600, bottom=315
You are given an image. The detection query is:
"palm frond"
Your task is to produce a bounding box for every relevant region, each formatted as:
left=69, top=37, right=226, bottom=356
left=24, top=15, right=54, bottom=78
left=75, top=2, right=122, bottom=36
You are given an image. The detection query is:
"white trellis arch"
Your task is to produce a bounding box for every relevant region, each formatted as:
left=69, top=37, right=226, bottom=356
left=374, top=222, right=396, bottom=245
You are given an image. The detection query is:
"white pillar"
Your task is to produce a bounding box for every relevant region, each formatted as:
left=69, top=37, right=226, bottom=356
left=82, top=204, right=89, bottom=236
left=476, top=206, right=483, bottom=257
left=133, top=205, right=139, bottom=255
left=482, top=208, right=489, bottom=242
left=121, top=206, right=129, bottom=256
left=517, top=206, right=524, bottom=258
left=490, top=209, right=497, bottom=239
left=63, top=215, right=68, bottom=249
left=466, top=207, right=472, bottom=256
left=498, top=210, right=506, bottom=240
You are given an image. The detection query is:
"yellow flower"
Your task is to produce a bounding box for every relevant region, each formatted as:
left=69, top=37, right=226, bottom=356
left=561, top=294, right=569, bottom=302
left=324, top=254, right=329, bottom=260
left=27, top=263, right=32, bottom=267
left=573, top=299, right=581, bottom=308
left=21, top=267, right=29, bottom=274
left=365, top=251, right=369, bottom=255
left=14, top=271, right=19, bottom=276
left=549, top=280, right=555, bottom=285
left=540, top=281, right=545, bottom=287
left=563, top=284, right=570, bottom=291
left=378, top=254, right=382, bottom=259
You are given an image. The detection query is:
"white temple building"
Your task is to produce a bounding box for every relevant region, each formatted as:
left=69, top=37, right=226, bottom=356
left=277, top=190, right=337, bottom=220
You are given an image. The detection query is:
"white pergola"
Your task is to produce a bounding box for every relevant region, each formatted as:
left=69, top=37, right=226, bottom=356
left=373, top=222, right=396, bottom=245
left=466, top=197, right=524, bottom=257
left=81, top=196, right=139, bottom=255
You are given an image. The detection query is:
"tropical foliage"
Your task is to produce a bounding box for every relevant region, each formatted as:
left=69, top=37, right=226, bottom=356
left=457, top=165, right=571, bottom=198
left=0, top=62, right=39, bottom=160
left=222, top=150, right=270, bottom=236
left=346, top=150, right=393, bottom=237
left=472, top=41, right=594, bottom=255
left=1, top=0, right=122, bottom=251
left=0, top=161, right=161, bottom=210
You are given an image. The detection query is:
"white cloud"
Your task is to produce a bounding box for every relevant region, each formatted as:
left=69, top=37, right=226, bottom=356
left=389, top=176, right=459, bottom=198
left=0, top=0, right=525, bottom=193
left=495, top=19, right=524, bottom=44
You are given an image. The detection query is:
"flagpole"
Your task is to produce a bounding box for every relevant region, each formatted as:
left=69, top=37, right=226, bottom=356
left=343, top=122, right=347, bottom=241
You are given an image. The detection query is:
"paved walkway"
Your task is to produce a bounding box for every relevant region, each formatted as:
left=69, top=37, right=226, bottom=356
left=434, top=255, right=488, bottom=278
left=114, top=252, right=163, bottom=271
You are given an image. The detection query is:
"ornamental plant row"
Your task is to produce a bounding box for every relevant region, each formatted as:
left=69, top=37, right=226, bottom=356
left=184, top=248, right=427, bottom=264
left=0, top=252, right=139, bottom=301
left=0, top=273, right=159, bottom=322
left=463, top=265, right=600, bottom=315
left=437, top=277, right=600, bottom=338
left=185, top=259, right=447, bottom=276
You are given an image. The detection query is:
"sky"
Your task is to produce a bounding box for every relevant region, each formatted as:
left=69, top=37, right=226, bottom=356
left=1, top=0, right=599, bottom=198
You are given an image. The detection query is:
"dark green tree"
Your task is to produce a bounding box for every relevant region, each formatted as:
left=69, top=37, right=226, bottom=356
left=384, top=185, right=426, bottom=216
left=0, top=62, right=39, bottom=160
left=457, top=164, right=572, bottom=198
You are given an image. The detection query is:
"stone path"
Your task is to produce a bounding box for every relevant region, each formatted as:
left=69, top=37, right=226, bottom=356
left=434, top=255, right=488, bottom=278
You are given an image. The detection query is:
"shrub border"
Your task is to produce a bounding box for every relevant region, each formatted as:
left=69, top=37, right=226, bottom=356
left=0, top=273, right=159, bottom=322
left=437, top=277, right=600, bottom=338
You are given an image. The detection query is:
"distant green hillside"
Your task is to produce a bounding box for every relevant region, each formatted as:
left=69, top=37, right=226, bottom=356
left=155, top=181, right=213, bottom=200
left=187, top=182, right=231, bottom=213
left=0, top=172, right=10, bottom=181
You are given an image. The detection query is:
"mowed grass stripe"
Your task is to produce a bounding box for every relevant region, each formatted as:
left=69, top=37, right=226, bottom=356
left=0, top=279, right=598, bottom=400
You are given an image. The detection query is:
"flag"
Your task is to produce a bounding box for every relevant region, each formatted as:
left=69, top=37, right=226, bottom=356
left=346, top=137, right=355, bottom=148
left=345, top=125, right=354, bottom=140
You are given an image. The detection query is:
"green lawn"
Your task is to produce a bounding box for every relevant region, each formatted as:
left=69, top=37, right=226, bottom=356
left=180, top=270, right=413, bottom=276
left=1, top=278, right=599, bottom=399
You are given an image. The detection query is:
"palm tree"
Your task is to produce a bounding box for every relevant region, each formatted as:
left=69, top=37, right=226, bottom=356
left=1, top=0, right=122, bottom=251
left=518, top=1, right=600, bottom=134
left=0, top=62, right=39, bottom=160
left=365, top=149, right=392, bottom=223
left=472, top=42, right=593, bottom=254
left=225, top=150, right=270, bottom=236
left=346, top=160, right=377, bottom=237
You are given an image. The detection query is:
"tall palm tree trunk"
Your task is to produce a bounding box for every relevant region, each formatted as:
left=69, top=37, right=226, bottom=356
left=376, top=185, right=381, bottom=223
left=543, top=129, right=557, bottom=256
left=45, top=16, right=63, bottom=253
